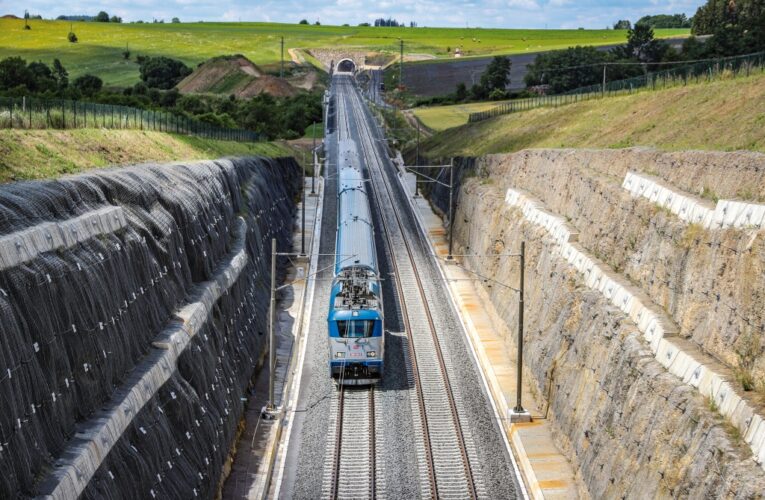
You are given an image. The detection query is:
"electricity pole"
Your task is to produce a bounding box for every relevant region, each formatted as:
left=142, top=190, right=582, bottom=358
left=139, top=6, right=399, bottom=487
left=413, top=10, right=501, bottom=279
left=448, top=158, right=455, bottom=259
left=399, top=39, right=404, bottom=88
left=602, top=64, right=607, bottom=96
left=267, top=238, right=277, bottom=411
left=513, top=241, right=526, bottom=415
left=311, top=122, right=317, bottom=195
left=281, top=36, right=285, bottom=78
left=414, top=124, right=420, bottom=197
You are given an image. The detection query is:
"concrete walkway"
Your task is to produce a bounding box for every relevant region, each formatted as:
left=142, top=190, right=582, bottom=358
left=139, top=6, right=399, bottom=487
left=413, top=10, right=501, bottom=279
left=400, top=172, right=579, bottom=500
left=221, top=177, right=323, bottom=499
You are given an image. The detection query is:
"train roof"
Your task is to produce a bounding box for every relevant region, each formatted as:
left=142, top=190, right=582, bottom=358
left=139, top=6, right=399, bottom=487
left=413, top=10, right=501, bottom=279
left=335, top=140, right=377, bottom=275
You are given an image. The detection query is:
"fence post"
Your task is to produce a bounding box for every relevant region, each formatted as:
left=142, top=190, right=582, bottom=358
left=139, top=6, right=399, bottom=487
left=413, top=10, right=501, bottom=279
left=62, top=100, right=65, bottom=129
left=29, top=98, right=32, bottom=129
left=46, top=100, right=50, bottom=128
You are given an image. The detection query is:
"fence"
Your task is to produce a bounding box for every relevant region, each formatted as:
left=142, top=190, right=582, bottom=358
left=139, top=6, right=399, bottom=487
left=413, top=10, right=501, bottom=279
left=0, top=96, right=262, bottom=142
left=468, top=51, right=765, bottom=122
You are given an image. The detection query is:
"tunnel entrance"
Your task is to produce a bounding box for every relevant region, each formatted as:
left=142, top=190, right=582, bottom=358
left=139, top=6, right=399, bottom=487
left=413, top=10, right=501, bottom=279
left=337, top=58, right=356, bottom=73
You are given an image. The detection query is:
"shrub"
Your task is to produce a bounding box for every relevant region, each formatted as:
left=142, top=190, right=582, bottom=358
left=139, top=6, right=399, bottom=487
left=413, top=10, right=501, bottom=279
left=139, top=56, right=192, bottom=89
left=68, top=31, right=78, bottom=43
left=73, top=74, right=103, bottom=97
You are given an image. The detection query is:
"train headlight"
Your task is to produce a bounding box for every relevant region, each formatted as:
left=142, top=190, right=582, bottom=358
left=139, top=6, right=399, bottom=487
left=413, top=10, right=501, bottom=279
left=366, top=351, right=376, bottom=358
left=335, top=352, right=345, bottom=358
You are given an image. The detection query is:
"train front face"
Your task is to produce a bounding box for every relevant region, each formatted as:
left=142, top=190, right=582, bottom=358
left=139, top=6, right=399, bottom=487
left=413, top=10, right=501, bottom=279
left=328, top=307, right=384, bottom=385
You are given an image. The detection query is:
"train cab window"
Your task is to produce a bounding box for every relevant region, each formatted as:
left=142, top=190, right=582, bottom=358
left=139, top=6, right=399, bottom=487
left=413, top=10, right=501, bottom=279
left=337, top=320, right=374, bottom=338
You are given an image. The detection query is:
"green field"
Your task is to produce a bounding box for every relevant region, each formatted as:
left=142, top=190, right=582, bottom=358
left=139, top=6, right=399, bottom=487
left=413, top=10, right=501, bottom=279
left=414, top=101, right=514, bottom=131
left=419, top=71, right=765, bottom=158
left=1, top=18, right=688, bottom=86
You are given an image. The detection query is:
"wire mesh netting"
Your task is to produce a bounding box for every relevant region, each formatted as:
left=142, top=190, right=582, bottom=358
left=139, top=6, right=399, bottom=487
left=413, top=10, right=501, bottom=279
left=0, top=156, right=300, bottom=498
left=0, top=96, right=262, bottom=142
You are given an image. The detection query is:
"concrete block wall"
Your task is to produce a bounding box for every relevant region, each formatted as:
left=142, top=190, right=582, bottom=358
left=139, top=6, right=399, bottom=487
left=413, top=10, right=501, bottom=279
left=623, top=171, right=765, bottom=229
left=504, top=187, right=765, bottom=469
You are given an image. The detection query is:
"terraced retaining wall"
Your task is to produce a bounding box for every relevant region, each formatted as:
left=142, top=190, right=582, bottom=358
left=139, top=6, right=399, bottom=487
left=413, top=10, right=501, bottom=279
left=431, top=148, right=765, bottom=497
left=0, top=157, right=299, bottom=498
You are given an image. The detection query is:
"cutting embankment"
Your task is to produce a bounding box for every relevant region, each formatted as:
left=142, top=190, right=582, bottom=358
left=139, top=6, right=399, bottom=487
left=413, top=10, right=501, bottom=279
left=0, top=128, right=298, bottom=182
left=416, top=71, right=765, bottom=154
left=0, top=156, right=300, bottom=498
left=415, top=70, right=765, bottom=496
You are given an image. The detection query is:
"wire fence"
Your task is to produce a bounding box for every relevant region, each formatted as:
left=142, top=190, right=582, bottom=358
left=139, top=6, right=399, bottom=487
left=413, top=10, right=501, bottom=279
left=0, top=96, right=262, bottom=142
left=468, top=51, right=765, bottom=122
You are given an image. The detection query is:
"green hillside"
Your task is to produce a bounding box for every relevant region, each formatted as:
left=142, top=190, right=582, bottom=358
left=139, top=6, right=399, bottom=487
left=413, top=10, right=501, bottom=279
left=1, top=18, right=688, bottom=86
left=419, top=72, right=765, bottom=158
left=0, top=129, right=297, bottom=182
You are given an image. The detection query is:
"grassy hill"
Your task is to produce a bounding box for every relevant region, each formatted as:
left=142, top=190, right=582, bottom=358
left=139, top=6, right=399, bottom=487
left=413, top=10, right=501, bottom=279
left=1, top=18, right=688, bottom=86
left=177, top=55, right=299, bottom=98
left=419, top=72, right=765, bottom=158
left=0, top=129, right=297, bottom=182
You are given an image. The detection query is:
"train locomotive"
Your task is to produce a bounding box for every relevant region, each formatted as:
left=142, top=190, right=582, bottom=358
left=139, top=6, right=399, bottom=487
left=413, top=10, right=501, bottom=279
left=328, top=139, right=384, bottom=385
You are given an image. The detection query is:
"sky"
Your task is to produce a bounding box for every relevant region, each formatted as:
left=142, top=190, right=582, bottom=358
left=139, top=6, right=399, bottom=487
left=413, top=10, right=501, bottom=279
left=5, top=0, right=706, bottom=29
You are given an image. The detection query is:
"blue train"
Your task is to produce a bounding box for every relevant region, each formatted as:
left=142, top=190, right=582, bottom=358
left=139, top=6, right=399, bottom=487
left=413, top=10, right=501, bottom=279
left=328, top=139, right=384, bottom=385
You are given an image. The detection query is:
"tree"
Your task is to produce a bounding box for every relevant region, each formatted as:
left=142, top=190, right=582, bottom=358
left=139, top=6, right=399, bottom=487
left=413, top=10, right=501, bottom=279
left=172, top=17, right=180, bottom=23
left=95, top=11, right=110, bottom=22
left=636, top=14, right=691, bottom=28
left=68, top=31, right=78, bottom=43
left=692, top=0, right=765, bottom=54
left=618, top=23, right=671, bottom=63
left=0, top=57, right=34, bottom=91
left=524, top=46, right=624, bottom=93
left=139, top=56, right=192, bottom=89
left=454, top=82, right=467, bottom=101
left=479, top=55, right=512, bottom=94
left=52, top=59, right=68, bottom=89
left=27, top=61, right=57, bottom=92
left=110, top=15, right=122, bottom=23
left=613, top=19, right=631, bottom=30
left=123, top=43, right=131, bottom=60
left=299, top=19, right=308, bottom=24
left=314, top=20, right=321, bottom=25
left=73, top=74, right=103, bottom=96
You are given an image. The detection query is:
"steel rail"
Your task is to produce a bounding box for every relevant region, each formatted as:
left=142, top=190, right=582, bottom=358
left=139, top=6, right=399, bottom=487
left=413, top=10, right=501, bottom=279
left=344, top=79, right=477, bottom=499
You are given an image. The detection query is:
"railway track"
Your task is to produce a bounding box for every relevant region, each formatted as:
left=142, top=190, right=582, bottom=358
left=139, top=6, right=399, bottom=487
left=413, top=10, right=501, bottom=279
left=342, top=78, right=484, bottom=499
left=322, top=385, right=377, bottom=500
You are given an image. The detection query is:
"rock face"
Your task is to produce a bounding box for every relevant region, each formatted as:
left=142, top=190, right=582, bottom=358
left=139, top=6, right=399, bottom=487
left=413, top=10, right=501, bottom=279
left=0, top=158, right=299, bottom=498
left=432, top=148, right=765, bottom=497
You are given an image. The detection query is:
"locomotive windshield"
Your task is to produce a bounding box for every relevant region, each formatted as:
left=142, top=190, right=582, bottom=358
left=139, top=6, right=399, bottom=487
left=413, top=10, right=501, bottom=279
left=337, top=320, right=374, bottom=338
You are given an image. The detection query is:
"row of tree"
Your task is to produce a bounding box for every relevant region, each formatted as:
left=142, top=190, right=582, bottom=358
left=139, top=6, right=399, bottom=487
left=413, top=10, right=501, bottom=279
left=54, top=13, right=181, bottom=23
left=0, top=56, right=322, bottom=140
left=527, top=0, right=765, bottom=95
left=614, top=14, right=693, bottom=30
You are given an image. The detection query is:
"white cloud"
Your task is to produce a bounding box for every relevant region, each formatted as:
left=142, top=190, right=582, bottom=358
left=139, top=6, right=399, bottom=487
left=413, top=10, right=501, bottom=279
left=506, top=0, right=540, bottom=9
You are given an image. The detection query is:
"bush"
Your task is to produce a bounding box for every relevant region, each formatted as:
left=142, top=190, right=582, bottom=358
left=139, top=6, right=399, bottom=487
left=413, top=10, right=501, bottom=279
left=138, top=56, right=192, bottom=89
left=68, top=31, right=78, bottom=43
left=0, top=57, right=33, bottom=91
left=73, top=74, right=103, bottom=97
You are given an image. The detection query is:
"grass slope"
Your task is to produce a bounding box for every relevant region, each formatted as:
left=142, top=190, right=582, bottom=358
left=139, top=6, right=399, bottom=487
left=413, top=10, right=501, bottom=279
left=1, top=18, right=688, bottom=86
left=420, top=72, right=765, bottom=158
left=0, top=129, right=296, bottom=182
left=415, top=100, right=515, bottom=131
